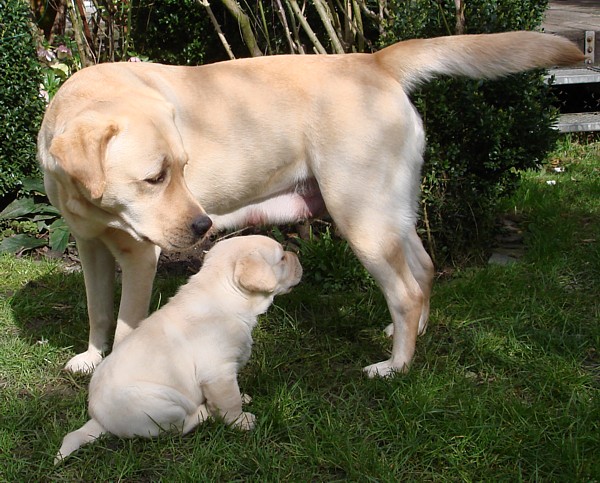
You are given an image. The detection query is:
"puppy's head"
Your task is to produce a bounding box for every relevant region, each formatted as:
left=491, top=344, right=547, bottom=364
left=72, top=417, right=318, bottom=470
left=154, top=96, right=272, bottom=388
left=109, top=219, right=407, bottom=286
left=205, top=235, right=302, bottom=300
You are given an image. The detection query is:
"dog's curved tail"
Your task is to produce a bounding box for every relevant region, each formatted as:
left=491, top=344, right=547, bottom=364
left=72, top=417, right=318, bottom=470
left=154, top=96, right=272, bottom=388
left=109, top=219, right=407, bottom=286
left=54, top=418, right=107, bottom=465
left=374, top=31, right=584, bottom=92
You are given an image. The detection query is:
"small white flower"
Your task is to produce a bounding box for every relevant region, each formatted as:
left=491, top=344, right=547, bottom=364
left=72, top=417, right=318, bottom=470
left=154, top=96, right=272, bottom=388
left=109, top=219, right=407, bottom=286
left=546, top=180, right=557, bottom=186
left=39, top=84, right=49, bottom=103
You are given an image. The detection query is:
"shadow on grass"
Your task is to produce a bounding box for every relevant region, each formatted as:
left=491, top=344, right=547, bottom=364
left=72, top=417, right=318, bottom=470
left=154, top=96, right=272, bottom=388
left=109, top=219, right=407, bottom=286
left=9, top=266, right=186, bottom=362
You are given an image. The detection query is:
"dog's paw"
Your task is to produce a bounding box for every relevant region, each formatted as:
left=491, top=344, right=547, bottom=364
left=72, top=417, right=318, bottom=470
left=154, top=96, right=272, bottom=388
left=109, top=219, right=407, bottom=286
left=233, top=411, right=256, bottom=431
left=241, top=394, right=252, bottom=405
left=383, top=323, right=394, bottom=337
left=363, top=359, right=408, bottom=378
left=64, top=350, right=103, bottom=374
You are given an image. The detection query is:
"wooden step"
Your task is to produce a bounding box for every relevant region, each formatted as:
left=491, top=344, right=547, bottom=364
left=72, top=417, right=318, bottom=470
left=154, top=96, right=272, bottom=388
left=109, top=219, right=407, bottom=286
left=555, top=111, right=600, bottom=132
left=547, top=66, right=600, bottom=85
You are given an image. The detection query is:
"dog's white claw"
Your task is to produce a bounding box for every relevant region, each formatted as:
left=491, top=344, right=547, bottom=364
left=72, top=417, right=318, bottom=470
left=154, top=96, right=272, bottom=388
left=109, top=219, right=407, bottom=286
left=363, top=359, right=407, bottom=378
left=233, top=411, right=256, bottom=431
left=64, top=350, right=103, bottom=374
left=241, top=393, right=252, bottom=405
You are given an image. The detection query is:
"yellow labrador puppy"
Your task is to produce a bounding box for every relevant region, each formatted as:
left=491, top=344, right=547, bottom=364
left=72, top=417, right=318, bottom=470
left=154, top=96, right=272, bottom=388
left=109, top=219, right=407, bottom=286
left=55, top=235, right=302, bottom=463
left=38, top=32, right=583, bottom=377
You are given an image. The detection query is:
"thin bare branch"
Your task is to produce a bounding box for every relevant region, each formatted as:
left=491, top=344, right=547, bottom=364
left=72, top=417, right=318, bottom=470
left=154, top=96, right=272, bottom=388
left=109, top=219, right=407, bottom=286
left=454, top=0, right=466, bottom=34
left=217, top=0, right=263, bottom=56
left=66, top=0, right=95, bottom=65
left=198, top=0, right=236, bottom=59
left=288, top=0, right=328, bottom=54
left=275, top=0, right=302, bottom=53
left=313, top=0, right=345, bottom=53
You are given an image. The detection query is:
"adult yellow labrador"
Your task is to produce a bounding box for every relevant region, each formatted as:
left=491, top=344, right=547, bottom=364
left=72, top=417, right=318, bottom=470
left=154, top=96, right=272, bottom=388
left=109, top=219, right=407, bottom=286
left=55, top=235, right=302, bottom=463
left=38, top=31, right=583, bottom=377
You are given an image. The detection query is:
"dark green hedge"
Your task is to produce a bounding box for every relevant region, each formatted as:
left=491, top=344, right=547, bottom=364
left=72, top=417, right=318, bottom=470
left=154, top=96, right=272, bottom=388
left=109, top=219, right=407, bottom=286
left=0, top=0, right=45, bottom=204
left=130, top=0, right=219, bottom=65
left=383, top=0, right=558, bottom=262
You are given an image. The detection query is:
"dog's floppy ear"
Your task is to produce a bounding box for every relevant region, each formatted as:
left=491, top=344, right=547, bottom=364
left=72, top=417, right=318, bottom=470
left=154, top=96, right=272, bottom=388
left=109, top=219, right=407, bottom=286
left=234, top=253, right=278, bottom=294
left=49, top=120, right=119, bottom=199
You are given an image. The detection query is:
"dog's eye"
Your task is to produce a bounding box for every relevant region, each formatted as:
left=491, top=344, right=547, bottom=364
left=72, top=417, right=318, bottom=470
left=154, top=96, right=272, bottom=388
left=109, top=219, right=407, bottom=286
left=145, top=171, right=166, bottom=185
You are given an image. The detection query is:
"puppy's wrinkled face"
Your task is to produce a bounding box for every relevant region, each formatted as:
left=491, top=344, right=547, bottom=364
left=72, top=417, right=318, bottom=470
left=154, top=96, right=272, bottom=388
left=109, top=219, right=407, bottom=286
left=206, top=235, right=302, bottom=296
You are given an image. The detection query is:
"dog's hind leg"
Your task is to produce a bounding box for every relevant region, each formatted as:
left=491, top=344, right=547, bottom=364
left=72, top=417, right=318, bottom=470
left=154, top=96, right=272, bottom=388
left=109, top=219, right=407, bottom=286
left=55, top=418, right=106, bottom=464
left=348, top=229, right=425, bottom=377
left=318, top=180, right=427, bottom=376
left=64, top=237, right=116, bottom=373
left=384, top=227, right=434, bottom=337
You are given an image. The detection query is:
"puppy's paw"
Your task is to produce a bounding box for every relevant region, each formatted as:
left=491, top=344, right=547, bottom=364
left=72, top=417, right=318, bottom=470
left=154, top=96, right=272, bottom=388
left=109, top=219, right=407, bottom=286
left=233, top=411, right=256, bottom=431
left=241, top=393, right=252, bottom=405
left=54, top=452, right=64, bottom=466
left=363, top=359, right=408, bottom=378
left=64, top=350, right=103, bottom=374
left=383, top=323, right=394, bottom=337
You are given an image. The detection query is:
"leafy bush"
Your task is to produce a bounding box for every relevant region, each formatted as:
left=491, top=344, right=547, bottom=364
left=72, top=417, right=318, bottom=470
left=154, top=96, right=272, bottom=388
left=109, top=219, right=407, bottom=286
left=130, top=0, right=219, bottom=65
left=0, top=0, right=46, bottom=204
left=382, top=0, right=558, bottom=263
left=0, top=178, right=71, bottom=254
left=294, top=225, right=375, bottom=292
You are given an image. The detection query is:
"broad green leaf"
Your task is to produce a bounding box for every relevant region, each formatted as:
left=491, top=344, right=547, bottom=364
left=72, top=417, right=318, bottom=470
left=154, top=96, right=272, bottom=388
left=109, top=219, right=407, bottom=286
left=49, top=218, right=71, bottom=253
left=0, top=234, right=46, bottom=254
left=0, top=198, right=36, bottom=219
left=21, top=177, right=46, bottom=195
left=39, top=204, right=61, bottom=216
left=0, top=198, right=60, bottom=220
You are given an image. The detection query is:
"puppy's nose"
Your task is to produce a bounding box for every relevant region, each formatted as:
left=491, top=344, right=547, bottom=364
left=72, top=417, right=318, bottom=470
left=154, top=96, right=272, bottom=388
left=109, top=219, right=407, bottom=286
left=191, top=215, right=213, bottom=238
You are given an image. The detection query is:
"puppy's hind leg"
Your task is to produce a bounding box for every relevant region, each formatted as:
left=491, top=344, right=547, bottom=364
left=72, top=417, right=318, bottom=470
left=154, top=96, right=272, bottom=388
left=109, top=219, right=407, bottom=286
left=202, top=376, right=255, bottom=430
left=55, top=418, right=107, bottom=465
left=182, top=404, right=211, bottom=435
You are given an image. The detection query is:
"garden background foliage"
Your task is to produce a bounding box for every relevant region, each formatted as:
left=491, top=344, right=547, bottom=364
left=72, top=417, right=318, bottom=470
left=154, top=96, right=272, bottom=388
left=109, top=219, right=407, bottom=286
left=3, top=0, right=560, bottom=263
left=0, top=0, right=45, bottom=203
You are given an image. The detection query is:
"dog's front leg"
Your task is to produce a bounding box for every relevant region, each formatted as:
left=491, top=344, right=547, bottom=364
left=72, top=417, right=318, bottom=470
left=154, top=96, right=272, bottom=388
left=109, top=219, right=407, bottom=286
left=202, top=376, right=255, bottom=430
left=64, top=237, right=116, bottom=373
left=105, top=234, right=161, bottom=346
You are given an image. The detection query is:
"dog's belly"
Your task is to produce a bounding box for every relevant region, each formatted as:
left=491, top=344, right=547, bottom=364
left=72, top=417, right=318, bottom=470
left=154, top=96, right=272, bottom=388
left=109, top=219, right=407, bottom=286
left=209, top=179, right=325, bottom=230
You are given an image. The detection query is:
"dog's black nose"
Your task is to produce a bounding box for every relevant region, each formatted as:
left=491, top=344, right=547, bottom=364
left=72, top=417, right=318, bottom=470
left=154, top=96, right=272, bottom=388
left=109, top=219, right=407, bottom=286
left=191, top=215, right=213, bottom=238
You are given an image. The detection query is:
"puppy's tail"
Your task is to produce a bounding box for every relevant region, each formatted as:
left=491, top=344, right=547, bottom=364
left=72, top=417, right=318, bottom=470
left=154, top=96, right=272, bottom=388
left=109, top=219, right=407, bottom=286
left=374, top=31, right=584, bottom=92
left=54, top=418, right=107, bottom=465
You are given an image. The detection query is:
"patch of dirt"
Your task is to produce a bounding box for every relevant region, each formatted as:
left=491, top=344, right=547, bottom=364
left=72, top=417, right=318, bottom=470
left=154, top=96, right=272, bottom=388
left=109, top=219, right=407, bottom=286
left=488, top=213, right=527, bottom=265
left=26, top=224, right=310, bottom=276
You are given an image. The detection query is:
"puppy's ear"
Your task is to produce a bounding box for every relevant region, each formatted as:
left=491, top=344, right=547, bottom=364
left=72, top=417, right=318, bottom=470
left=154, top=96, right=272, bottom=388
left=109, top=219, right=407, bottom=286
left=234, top=253, right=278, bottom=294
left=49, top=120, right=119, bottom=199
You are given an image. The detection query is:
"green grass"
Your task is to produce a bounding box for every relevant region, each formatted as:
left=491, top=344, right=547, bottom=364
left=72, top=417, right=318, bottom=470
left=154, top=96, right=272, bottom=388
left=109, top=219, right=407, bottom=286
left=1, top=136, right=598, bottom=481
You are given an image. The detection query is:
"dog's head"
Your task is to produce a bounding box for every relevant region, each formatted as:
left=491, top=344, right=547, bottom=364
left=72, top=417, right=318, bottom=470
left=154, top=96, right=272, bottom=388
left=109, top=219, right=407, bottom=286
left=42, top=97, right=212, bottom=250
left=204, top=235, right=302, bottom=306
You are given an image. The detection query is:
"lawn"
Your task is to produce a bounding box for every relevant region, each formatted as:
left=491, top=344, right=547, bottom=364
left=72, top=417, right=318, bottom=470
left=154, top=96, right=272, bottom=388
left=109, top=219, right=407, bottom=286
left=0, top=136, right=598, bottom=481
